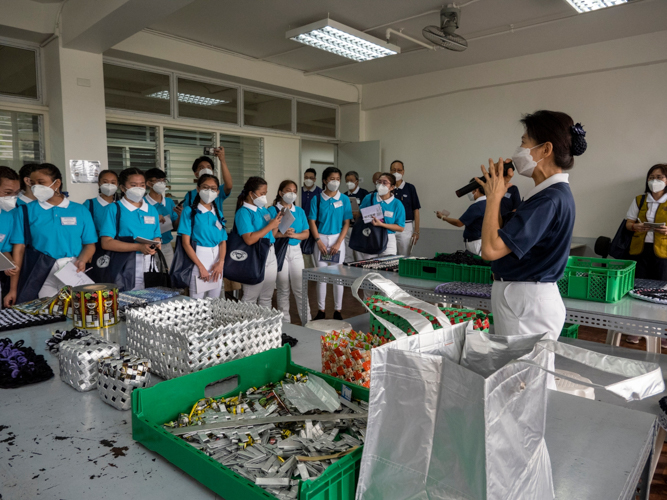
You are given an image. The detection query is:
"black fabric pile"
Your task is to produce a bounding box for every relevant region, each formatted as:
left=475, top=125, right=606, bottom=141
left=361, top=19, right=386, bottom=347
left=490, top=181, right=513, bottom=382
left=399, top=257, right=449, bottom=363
left=45, top=328, right=91, bottom=353
left=0, top=338, right=54, bottom=389
left=659, top=396, right=667, bottom=430
left=0, top=309, right=66, bottom=333
left=431, top=251, right=491, bottom=267
left=281, top=333, right=298, bottom=348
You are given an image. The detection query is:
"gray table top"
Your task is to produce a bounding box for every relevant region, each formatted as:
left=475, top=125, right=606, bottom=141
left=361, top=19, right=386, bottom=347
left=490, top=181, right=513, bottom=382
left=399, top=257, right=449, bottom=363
left=0, top=314, right=659, bottom=500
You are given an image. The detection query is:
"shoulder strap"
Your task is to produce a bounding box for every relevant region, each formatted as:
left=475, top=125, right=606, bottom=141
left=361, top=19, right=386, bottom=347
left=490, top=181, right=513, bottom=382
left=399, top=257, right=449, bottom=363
left=640, top=194, right=647, bottom=210
left=316, top=193, right=321, bottom=224
left=21, top=204, right=31, bottom=246
left=115, top=201, right=122, bottom=239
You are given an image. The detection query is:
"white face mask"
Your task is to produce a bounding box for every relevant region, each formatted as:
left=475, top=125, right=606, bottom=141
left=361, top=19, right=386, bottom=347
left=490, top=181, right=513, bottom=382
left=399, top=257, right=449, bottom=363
left=125, top=186, right=146, bottom=203
left=198, top=168, right=214, bottom=178
left=326, top=180, right=340, bottom=192
left=649, top=180, right=666, bottom=194
left=282, top=192, right=297, bottom=205
left=393, top=172, right=403, bottom=182
left=346, top=181, right=356, bottom=192
left=31, top=180, right=57, bottom=203
left=376, top=184, right=390, bottom=196
left=100, top=183, right=117, bottom=197
left=511, top=144, right=544, bottom=177
left=304, top=178, right=315, bottom=188
left=152, top=182, right=167, bottom=195
left=468, top=192, right=476, bottom=202
left=0, top=196, right=17, bottom=211
left=252, top=193, right=268, bottom=208
left=199, top=189, right=218, bottom=204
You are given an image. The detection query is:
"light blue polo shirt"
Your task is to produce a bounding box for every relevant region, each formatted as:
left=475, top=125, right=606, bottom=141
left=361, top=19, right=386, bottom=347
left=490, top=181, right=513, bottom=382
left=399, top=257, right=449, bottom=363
left=0, top=208, right=15, bottom=253
left=99, top=199, right=161, bottom=250
left=234, top=202, right=275, bottom=244
left=360, top=193, right=406, bottom=235
left=183, top=186, right=228, bottom=218
left=85, top=195, right=112, bottom=234
left=178, top=204, right=228, bottom=248
left=145, top=194, right=178, bottom=244
left=268, top=203, right=309, bottom=246
left=10, top=199, right=97, bottom=259
left=308, top=191, right=353, bottom=235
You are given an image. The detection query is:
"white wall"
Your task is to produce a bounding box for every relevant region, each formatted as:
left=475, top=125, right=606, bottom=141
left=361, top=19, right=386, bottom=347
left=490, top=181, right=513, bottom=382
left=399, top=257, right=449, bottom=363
left=264, top=134, right=300, bottom=201
left=362, top=30, right=667, bottom=240
left=300, top=140, right=335, bottom=188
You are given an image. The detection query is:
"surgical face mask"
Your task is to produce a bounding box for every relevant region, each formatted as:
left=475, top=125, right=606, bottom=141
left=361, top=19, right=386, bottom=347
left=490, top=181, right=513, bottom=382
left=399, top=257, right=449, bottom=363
left=346, top=181, right=356, bottom=191
left=252, top=193, right=268, bottom=208
left=649, top=180, right=666, bottom=193
left=152, top=181, right=167, bottom=195
left=124, top=186, right=146, bottom=203
left=376, top=184, right=390, bottom=196
left=327, top=180, right=340, bottom=192
left=468, top=192, right=476, bottom=202
left=0, top=195, right=17, bottom=212
left=100, top=183, right=117, bottom=196
left=393, top=172, right=403, bottom=182
left=198, top=168, right=214, bottom=178
left=304, top=178, right=315, bottom=188
left=31, top=180, right=57, bottom=203
left=511, top=144, right=544, bottom=177
left=282, top=192, right=297, bottom=205
left=199, top=189, right=218, bottom=204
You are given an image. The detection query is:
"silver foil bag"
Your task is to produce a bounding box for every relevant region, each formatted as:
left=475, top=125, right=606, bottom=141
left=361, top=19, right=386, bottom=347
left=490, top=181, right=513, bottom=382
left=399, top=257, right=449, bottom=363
left=97, top=355, right=151, bottom=411
left=59, top=337, right=120, bottom=392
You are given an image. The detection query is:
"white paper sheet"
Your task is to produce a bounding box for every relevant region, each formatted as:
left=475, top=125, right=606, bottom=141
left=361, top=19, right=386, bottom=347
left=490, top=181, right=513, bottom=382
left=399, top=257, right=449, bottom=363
left=135, top=236, right=158, bottom=245
left=196, top=276, right=220, bottom=293
left=438, top=209, right=451, bottom=217
left=0, top=252, right=16, bottom=272
left=55, top=261, right=95, bottom=287
left=160, top=215, right=173, bottom=234
left=361, top=204, right=384, bottom=224
left=278, top=209, right=295, bottom=234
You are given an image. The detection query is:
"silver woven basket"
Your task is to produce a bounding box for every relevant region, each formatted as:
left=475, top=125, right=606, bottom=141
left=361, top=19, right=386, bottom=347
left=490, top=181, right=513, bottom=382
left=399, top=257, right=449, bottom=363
left=97, top=356, right=151, bottom=410
left=59, top=337, right=120, bottom=392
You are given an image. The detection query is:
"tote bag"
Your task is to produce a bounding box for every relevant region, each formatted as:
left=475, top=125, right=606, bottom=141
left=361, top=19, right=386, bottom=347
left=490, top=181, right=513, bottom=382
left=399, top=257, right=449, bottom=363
left=300, top=194, right=320, bottom=255
left=223, top=225, right=271, bottom=285
left=348, top=195, right=388, bottom=255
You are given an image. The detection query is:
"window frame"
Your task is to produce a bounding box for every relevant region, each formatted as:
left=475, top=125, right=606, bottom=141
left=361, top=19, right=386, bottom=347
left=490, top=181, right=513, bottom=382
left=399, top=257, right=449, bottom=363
left=174, top=75, right=241, bottom=128
left=295, top=97, right=339, bottom=140
left=240, top=86, right=295, bottom=136
left=0, top=37, right=42, bottom=105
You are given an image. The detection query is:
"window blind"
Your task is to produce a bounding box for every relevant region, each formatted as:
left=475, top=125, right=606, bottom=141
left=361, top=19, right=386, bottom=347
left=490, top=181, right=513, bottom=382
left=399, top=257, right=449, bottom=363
left=0, top=110, right=43, bottom=170
left=106, top=122, right=158, bottom=173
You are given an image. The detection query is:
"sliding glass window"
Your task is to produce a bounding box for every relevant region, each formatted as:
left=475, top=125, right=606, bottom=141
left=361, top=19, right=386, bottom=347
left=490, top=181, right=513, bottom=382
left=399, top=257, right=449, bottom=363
left=296, top=101, right=336, bottom=138
left=243, top=90, right=292, bottom=132
left=103, top=64, right=171, bottom=115
left=177, top=78, right=238, bottom=124
left=0, top=44, right=38, bottom=100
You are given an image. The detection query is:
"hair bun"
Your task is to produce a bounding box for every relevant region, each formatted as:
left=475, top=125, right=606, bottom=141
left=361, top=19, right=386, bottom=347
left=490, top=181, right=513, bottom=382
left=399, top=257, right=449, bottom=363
left=570, top=123, right=587, bottom=156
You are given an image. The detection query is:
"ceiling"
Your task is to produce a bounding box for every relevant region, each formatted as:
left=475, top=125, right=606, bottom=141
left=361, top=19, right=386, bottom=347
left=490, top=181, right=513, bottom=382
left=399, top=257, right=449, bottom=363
left=147, top=0, right=667, bottom=85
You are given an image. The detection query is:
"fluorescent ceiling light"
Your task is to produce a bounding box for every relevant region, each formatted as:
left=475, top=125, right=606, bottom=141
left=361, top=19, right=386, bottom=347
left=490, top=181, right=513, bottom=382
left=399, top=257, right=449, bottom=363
left=286, top=19, right=400, bottom=62
left=147, top=90, right=228, bottom=106
left=565, top=0, right=628, bottom=13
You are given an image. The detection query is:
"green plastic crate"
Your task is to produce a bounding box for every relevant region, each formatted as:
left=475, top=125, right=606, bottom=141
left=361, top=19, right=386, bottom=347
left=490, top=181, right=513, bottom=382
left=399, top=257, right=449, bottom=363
left=557, top=256, right=636, bottom=303
left=560, top=323, right=579, bottom=339
left=132, top=346, right=369, bottom=500
left=399, top=254, right=493, bottom=284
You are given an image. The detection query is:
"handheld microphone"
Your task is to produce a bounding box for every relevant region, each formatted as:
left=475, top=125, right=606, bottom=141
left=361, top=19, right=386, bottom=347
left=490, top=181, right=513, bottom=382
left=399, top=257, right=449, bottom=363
left=455, top=161, right=515, bottom=198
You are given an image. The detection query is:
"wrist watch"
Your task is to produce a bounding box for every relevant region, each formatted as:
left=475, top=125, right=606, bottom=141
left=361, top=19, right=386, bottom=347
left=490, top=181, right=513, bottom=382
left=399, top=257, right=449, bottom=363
left=314, top=237, right=320, bottom=242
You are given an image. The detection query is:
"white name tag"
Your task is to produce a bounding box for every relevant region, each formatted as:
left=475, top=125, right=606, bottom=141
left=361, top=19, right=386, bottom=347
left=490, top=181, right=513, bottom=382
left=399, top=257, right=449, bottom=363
left=263, top=214, right=270, bottom=221
left=215, top=220, right=223, bottom=230
left=61, top=217, right=77, bottom=226
left=333, top=201, right=343, bottom=209
left=144, top=216, right=156, bottom=224
left=403, top=194, right=408, bottom=198
left=384, top=211, right=394, bottom=218
left=504, top=193, right=511, bottom=198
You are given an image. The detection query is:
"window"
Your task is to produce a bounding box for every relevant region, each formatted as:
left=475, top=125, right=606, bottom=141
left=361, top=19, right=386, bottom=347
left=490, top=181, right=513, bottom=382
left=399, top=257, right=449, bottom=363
left=243, top=91, right=292, bottom=132
left=103, top=64, right=171, bottom=115
left=163, top=128, right=216, bottom=201
left=177, top=78, right=238, bottom=125
left=0, top=45, right=38, bottom=100
left=106, top=123, right=158, bottom=173
left=0, top=109, right=43, bottom=170
left=296, top=101, right=336, bottom=138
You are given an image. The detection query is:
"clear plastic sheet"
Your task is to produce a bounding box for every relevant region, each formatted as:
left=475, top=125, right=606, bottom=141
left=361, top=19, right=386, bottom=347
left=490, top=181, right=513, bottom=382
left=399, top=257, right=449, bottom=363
left=282, top=375, right=341, bottom=413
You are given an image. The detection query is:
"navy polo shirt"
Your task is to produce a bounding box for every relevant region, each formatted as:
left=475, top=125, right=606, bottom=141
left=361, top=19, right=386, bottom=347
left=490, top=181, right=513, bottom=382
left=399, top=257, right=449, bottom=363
left=501, top=185, right=521, bottom=216
left=301, top=186, right=322, bottom=218
left=394, top=181, right=421, bottom=222
left=491, top=179, right=575, bottom=282
left=346, top=187, right=369, bottom=207
left=459, top=197, right=486, bottom=241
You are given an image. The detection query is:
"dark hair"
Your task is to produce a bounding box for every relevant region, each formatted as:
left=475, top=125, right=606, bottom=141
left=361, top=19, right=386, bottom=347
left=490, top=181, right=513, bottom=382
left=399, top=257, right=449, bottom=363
left=645, top=164, right=667, bottom=194
left=191, top=156, right=214, bottom=174
left=520, top=110, right=587, bottom=171
left=98, top=170, right=118, bottom=183
left=34, top=163, right=63, bottom=186
left=345, top=171, right=359, bottom=181
left=118, top=168, right=145, bottom=197
left=305, top=168, right=317, bottom=177
left=19, top=163, right=40, bottom=191
left=192, top=174, right=220, bottom=211
left=379, top=173, right=397, bottom=187
left=236, top=176, right=267, bottom=211
left=470, top=178, right=485, bottom=196
left=321, top=166, right=342, bottom=189
left=144, top=168, right=166, bottom=181
left=0, top=166, right=19, bottom=183
left=390, top=160, right=404, bottom=169
left=273, top=180, right=298, bottom=206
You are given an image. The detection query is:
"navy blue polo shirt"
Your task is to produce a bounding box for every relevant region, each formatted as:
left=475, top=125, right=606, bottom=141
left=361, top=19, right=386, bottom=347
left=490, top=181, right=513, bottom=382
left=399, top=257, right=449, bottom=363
left=302, top=186, right=322, bottom=218
left=394, top=181, right=421, bottom=222
left=459, top=197, right=486, bottom=241
left=492, top=179, right=575, bottom=282
left=346, top=187, right=369, bottom=207
left=501, top=185, right=521, bottom=216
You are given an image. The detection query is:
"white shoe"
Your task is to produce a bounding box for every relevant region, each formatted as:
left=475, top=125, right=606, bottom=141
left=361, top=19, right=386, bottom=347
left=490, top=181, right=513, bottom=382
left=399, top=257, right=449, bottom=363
left=626, top=335, right=640, bottom=344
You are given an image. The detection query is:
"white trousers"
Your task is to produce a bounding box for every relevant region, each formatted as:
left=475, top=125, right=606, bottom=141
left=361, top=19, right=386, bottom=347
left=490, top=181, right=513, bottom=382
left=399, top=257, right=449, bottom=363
left=38, top=257, right=74, bottom=298
left=162, top=242, right=174, bottom=268
left=133, top=253, right=146, bottom=291
left=395, top=221, right=413, bottom=256
left=491, top=281, right=565, bottom=390
left=313, top=233, right=345, bottom=311
left=242, top=246, right=277, bottom=308
left=189, top=245, right=222, bottom=299
left=359, top=234, right=397, bottom=299
left=465, top=239, right=482, bottom=256
left=277, top=244, right=311, bottom=324
left=344, top=231, right=355, bottom=263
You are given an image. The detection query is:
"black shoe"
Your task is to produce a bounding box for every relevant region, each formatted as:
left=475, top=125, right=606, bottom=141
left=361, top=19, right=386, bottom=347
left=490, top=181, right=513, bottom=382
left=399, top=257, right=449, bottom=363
left=333, top=311, right=343, bottom=321
left=314, top=310, right=326, bottom=320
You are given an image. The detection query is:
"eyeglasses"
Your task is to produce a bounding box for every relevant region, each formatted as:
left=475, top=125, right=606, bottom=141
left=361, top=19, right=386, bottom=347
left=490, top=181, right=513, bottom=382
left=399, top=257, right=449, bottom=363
left=376, top=181, right=392, bottom=186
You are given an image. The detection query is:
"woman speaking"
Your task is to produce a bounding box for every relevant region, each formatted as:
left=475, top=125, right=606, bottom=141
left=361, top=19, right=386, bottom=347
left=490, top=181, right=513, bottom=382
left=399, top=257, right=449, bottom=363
left=477, top=110, right=587, bottom=341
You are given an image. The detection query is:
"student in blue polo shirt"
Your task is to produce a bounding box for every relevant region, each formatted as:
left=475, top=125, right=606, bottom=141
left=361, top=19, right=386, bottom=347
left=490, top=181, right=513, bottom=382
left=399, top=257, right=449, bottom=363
left=178, top=174, right=227, bottom=299
left=234, top=176, right=283, bottom=307
left=85, top=170, right=119, bottom=234
left=16, top=163, right=38, bottom=207
left=438, top=180, right=486, bottom=256
left=100, top=168, right=162, bottom=291
left=477, top=110, right=585, bottom=350
left=0, top=167, right=20, bottom=308
left=390, top=160, right=421, bottom=256
left=6, top=163, right=97, bottom=305
left=268, top=180, right=311, bottom=325
left=144, top=168, right=179, bottom=267
left=308, top=166, right=353, bottom=321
